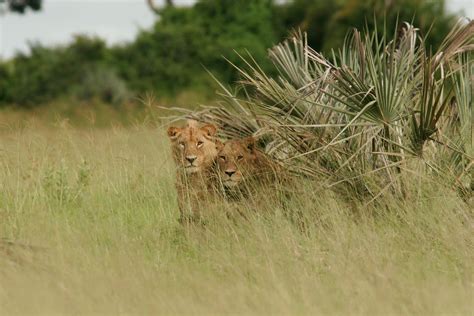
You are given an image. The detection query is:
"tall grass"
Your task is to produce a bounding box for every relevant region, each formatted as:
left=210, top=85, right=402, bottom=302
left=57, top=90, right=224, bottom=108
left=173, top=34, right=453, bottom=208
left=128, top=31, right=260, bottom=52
left=0, top=124, right=472, bottom=314
left=1, top=18, right=472, bottom=315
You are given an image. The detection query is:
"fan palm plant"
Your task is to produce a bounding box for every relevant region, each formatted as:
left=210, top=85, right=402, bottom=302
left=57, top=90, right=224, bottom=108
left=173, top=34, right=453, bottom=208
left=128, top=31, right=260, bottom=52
left=168, top=19, right=473, bottom=202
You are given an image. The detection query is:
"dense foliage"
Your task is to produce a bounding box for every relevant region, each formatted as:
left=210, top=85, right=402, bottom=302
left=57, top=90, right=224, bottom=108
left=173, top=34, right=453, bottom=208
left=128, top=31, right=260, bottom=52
left=185, top=19, right=473, bottom=203
left=0, top=0, right=457, bottom=107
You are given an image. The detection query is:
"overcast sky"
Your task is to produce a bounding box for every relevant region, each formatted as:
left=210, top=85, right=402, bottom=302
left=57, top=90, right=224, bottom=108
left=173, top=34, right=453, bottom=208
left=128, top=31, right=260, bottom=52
left=0, top=0, right=472, bottom=59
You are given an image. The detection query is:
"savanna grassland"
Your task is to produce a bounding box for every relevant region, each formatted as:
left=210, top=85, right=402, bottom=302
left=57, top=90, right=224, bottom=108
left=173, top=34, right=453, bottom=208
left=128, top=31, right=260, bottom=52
left=0, top=12, right=473, bottom=315
left=0, top=117, right=472, bottom=315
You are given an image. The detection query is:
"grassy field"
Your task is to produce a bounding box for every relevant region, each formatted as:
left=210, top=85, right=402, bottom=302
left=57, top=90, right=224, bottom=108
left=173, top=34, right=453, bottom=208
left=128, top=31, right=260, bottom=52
left=0, top=121, right=472, bottom=315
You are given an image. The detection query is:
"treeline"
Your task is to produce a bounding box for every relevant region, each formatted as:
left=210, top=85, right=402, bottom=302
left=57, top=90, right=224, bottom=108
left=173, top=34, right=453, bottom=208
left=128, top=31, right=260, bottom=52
left=0, top=0, right=456, bottom=107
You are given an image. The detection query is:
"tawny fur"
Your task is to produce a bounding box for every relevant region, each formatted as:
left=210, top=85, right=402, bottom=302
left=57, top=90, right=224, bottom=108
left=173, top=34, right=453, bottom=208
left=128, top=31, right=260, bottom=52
left=167, top=120, right=219, bottom=221
left=216, top=137, right=303, bottom=229
left=216, top=137, right=278, bottom=196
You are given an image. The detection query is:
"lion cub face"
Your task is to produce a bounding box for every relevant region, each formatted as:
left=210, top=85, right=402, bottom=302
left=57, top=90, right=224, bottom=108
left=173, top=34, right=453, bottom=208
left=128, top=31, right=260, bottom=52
left=217, top=137, right=258, bottom=188
left=168, top=121, right=218, bottom=174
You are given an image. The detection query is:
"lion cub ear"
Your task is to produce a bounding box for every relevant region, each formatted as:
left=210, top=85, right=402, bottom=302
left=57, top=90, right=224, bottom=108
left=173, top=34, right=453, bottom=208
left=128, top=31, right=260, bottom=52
left=167, top=126, right=182, bottom=140
left=243, top=136, right=256, bottom=153
left=201, top=124, right=217, bottom=139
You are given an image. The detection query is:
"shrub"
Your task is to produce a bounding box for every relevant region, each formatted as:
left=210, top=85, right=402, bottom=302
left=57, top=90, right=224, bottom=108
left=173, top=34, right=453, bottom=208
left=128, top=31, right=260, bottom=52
left=73, top=66, right=131, bottom=106
left=182, top=19, right=474, bottom=202
left=0, top=35, right=114, bottom=107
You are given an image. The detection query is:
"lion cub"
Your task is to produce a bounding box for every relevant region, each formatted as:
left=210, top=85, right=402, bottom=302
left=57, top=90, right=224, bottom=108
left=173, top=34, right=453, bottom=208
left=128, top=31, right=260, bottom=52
left=216, top=137, right=303, bottom=227
left=216, top=137, right=278, bottom=198
left=167, top=120, right=219, bottom=222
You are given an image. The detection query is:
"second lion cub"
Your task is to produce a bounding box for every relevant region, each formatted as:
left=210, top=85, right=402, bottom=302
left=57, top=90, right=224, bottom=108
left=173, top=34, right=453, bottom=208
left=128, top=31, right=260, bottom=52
left=216, top=137, right=279, bottom=197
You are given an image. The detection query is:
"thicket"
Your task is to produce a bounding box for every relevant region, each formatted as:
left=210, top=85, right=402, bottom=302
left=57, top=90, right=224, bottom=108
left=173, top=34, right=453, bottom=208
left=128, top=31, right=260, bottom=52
left=0, top=0, right=457, bottom=107
left=184, top=19, right=473, bottom=204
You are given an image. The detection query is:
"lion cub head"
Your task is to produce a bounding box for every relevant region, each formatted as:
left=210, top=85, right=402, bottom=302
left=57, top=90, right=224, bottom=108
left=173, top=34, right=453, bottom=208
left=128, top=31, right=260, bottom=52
left=217, top=137, right=267, bottom=188
left=167, top=120, right=218, bottom=174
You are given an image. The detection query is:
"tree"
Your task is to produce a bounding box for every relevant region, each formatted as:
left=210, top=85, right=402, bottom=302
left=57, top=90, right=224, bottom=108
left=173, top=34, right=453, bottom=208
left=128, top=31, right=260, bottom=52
left=0, top=0, right=41, bottom=14
left=276, top=0, right=455, bottom=53
left=146, top=0, right=173, bottom=14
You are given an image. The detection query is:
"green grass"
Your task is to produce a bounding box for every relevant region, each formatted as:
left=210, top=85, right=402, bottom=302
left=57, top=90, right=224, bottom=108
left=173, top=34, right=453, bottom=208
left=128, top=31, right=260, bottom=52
left=0, top=124, right=472, bottom=315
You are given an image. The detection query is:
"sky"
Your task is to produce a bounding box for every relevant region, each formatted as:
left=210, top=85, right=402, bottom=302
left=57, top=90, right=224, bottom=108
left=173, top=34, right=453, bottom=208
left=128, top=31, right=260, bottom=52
left=0, top=0, right=472, bottom=59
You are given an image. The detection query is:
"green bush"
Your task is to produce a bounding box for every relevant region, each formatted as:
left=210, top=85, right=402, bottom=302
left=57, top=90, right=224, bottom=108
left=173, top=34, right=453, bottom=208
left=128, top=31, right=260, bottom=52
left=0, top=0, right=457, bottom=108
left=276, top=0, right=455, bottom=52
left=73, top=66, right=131, bottom=106
left=0, top=35, right=112, bottom=107
left=111, top=0, right=278, bottom=96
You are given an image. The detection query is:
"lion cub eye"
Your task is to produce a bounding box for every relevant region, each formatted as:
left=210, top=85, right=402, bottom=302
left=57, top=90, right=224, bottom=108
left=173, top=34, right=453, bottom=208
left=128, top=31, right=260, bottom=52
left=219, top=156, right=226, bottom=161
left=179, top=142, right=185, bottom=148
left=197, top=141, right=204, bottom=148
left=237, top=155, right=243, bottom=161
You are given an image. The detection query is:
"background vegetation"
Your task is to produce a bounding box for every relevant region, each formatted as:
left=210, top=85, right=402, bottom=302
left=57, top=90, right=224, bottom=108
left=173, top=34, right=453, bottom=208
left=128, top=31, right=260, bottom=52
left=0, top=0, right=457, bottom=108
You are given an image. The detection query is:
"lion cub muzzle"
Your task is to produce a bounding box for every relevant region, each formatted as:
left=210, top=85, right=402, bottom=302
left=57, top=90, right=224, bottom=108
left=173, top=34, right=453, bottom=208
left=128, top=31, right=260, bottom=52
left=184, top=155, right=199, bottom=173
left=222, top=167, right=241, bottom=187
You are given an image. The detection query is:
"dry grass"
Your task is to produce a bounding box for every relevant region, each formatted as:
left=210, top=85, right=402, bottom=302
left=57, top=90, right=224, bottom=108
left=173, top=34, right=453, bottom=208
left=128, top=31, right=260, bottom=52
left=0, top=122, right=472, bottom=315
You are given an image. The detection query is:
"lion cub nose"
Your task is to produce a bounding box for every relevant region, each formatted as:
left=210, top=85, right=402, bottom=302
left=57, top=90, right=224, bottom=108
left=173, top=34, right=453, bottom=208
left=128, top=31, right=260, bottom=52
left=225, top=170, right=236, bottom=177
left=186, top=156, right=197, bottom=164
